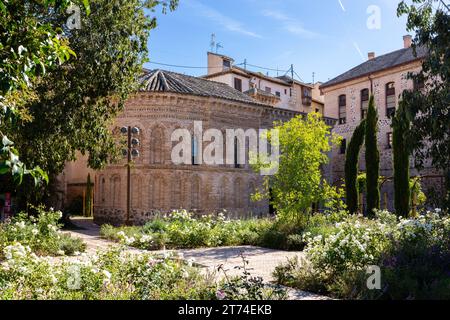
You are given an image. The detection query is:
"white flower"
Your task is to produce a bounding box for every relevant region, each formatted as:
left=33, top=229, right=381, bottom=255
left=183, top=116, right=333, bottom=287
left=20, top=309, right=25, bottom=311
left=102, top=270, right=112, bottom=279
left=57, top=250, right=65, bottom=256
left=31, top=228, right=39, bottom=235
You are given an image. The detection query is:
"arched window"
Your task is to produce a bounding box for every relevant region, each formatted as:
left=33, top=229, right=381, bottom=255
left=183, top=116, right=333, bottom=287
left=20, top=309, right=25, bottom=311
left=234, top=178, right=243, bottom=208
left=149, top=176, right=164, bottom=209
left=150, top=127, right=164, bottom=164
left=131, top=175, right=142, bottom=209
left=171, top=174, right=182, bottom=209
left=220, top=176, right=229, bottom=209
left=100, top=176, right=106, bottom=203
left=112, top=176, right=121, bottom=207
left=191, top=175, right=201, bottom=209
left=338, top=95, right=346, bottom=124
left=361, top=89, right=369, bottom=120
left=248, top=180, right=256, bottom=208
left=386, top=82, right=396, bottom=118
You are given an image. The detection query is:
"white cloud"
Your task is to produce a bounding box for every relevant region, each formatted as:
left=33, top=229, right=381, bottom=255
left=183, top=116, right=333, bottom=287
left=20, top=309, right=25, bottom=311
left=185, top=0, right=262, bottom=38
left=262, top=10, right=320, bottom=39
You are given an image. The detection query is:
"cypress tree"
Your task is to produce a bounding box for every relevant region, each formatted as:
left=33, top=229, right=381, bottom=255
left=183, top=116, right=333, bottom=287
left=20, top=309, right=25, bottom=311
left=344, top=119, right=366, bottom=214
left=365, top=95, right=380, bottom=216
left=392, top=100, right=410, bottom=217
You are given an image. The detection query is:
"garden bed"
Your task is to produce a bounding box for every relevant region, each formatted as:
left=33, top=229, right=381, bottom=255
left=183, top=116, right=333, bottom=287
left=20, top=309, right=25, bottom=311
left=273, top=209, right=450, bottom=300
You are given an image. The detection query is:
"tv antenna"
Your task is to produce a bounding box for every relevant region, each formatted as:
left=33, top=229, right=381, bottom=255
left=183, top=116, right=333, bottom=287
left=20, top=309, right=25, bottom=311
left=216, top=42, right=223, bottom=53
left=210, top=33, right=216, bottom=52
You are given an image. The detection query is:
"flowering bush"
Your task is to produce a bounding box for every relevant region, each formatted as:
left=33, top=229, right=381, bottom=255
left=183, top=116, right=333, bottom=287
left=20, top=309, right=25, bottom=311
left=101, top=210, right=273, bottom=250
left=0, top=206, right=86, bottom=258
left=275, top=209, right=450, bottom=300
left=0, top=243, right=286, bottom=300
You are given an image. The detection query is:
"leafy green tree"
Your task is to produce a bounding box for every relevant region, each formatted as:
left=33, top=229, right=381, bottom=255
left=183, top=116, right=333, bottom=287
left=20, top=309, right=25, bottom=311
left=344, top=120, right=366, bottom=214
left=365, top=95, right=380, bottom=216
left=0, top=0, right=85, bottom=184
left=2, top=0, right=178, bottom=205
left=397, top=0, right=450, bottom=209
left=392, top=100, right=411, bottom=217
left=252, top=113, right=342, bottom=222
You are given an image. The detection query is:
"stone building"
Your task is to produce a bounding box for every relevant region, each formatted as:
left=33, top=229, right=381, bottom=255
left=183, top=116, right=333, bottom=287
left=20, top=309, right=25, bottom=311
left=69, top=69, right=335, bottom=225
left=321, top=35, right=445, bottom=210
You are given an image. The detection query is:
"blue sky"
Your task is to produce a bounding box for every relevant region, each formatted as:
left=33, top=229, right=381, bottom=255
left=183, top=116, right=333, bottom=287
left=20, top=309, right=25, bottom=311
left=146, top=0, right=410, bottom=83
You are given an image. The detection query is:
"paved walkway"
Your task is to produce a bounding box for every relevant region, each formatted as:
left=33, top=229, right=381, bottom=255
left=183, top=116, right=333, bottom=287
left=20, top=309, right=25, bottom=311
left=64, top=218, right=329, bottom=300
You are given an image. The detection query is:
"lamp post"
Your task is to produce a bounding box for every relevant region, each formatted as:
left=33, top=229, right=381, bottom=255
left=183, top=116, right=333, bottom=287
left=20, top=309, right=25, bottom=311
left=120, top=126, right=140, bottom=226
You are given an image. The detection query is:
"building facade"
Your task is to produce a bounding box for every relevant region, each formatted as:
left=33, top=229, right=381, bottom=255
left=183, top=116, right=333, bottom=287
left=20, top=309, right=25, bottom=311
left=321, top=36, right=445, bottom=210
left=203, top=52, right=325, bottom=115
left=63, top=69, right=335, bottom=225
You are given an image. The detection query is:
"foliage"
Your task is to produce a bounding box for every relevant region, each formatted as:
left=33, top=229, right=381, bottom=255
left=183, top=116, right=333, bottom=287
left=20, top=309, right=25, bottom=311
left=216, top=255, right=287, bottom=300
left=0, top=0, right=83, bottom=184
left=0, top=243, right=287, bottom=300
left=392, top=100, right=411, bottom=217
left=0, top=206, right=86, bottom=257
left=101, top=210, right=275, bottom=250
left=2, top=0, right=178, bottom=205
left=251, top=113, right=342, bottom=222
left=274, top=209, right=450, bottom=300
left=397, top=0, right=450, bottom=210
left=0, top=246, right=216, bottom=300
left=365, top=96, right=380, bottom=216
left=345, top=119, right=366, bottom=214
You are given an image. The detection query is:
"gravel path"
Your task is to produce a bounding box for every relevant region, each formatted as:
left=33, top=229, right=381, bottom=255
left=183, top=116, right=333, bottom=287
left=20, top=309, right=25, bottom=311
left=64, top=218, right=330, bottom=300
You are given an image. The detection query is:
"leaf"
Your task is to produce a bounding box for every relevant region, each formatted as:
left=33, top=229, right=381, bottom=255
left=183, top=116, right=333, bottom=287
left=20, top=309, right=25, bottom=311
left=82, top=0, right=91, bottom=16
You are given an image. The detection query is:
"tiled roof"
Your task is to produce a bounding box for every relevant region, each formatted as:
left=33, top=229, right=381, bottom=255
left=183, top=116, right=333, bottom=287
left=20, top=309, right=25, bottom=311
left=140, top=69, right=270, bottom=106
left=321, top=46, right=427, bottom=89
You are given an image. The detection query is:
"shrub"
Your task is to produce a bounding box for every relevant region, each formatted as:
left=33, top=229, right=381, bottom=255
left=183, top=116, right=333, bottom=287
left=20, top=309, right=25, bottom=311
left=274, top=209, right=450, bottom=300
left=0, top=206, right=86, bottom=257
left=101, top=210, right=277, bottom=250
left=0, top=244, right=286, bottom=300
left=365, top=95, right=380, bottom=216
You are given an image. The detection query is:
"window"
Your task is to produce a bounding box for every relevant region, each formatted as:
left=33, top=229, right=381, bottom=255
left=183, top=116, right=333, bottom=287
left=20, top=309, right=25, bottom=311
left=340, top=139, right=347, bottom=154
left=192, top=136, right=199, bottom=166
left=302, top=88, right=312, bottom=106
left=234, top=78, right=242, bottom=92
left=361, top=89, right=369, bottom=120
left=265, top=87, right=272, bottom=93
left=338, top=94, right=346, bottom=124
left=387, top=132, right=393, bottom=149
left=275, top=91, right=281, bottom=97
left=386, top=82, right=396, bottom=118
left=223, top=59, right=231, bottom=70
left=284, top=89, right=287, bottom=95
left=315, top=108, right=320, bottom=113
left=234, top=137, right=242, bottom=168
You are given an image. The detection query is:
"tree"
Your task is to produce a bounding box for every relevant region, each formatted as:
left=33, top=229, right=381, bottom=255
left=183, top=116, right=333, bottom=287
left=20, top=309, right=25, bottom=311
left=397, top=0, right=450, bottom=210
left=392, top=100, right=411, bottom=217
left=365, top=95, right=380, bottom=216
left=0, top=0, right=85, bottom=185
left=252, top=113, right=342, bottom=222
left=344, top=119, right=366, bottom=214
left=2, top=0, right=178, bottom=206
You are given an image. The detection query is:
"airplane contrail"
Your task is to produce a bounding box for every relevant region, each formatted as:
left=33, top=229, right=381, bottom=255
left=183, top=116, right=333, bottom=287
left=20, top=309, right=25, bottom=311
left=338, top=0, right=346, bottom=12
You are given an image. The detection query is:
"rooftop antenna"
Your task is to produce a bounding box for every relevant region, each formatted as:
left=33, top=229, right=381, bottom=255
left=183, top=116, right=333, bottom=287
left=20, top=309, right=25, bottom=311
left=210, top=33, right=216, bottom=52
left=291, top=64, right=294, bottom=81
left=216, top=42, right=223, bottom=53
left=312, top=72, right=315, bottom=84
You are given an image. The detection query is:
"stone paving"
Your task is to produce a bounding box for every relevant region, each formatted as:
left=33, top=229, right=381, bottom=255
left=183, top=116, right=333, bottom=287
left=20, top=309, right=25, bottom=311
left=64, top=218, right=330, bottom=300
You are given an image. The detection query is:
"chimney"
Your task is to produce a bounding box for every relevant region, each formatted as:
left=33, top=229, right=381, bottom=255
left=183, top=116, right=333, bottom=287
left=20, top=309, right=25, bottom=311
left=368, top=52, right=376, bottom=60
left=403, top=35, right=412, bottom=48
